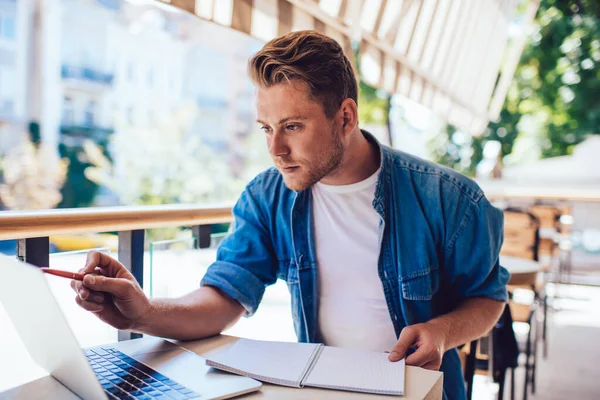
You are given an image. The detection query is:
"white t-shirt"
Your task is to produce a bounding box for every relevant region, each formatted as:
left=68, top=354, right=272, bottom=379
left=312, top=168, right=398, bottom=352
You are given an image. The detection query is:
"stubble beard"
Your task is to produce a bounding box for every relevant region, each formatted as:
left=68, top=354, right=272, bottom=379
left=280, top=129, right=345, bottom=192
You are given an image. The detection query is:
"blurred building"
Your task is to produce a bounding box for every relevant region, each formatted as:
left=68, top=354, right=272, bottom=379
left=0, top=0, right=31, bottom=151
left=53, top=0, right=190, bottom=149
left=0, top=0, right=258, bottom=153
left=0, top=0, right=264, bottom=207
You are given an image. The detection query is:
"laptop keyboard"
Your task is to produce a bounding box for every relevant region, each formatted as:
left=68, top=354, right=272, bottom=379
left=85, top=347, right=201, bottom=399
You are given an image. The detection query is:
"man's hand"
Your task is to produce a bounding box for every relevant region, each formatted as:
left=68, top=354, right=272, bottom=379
left=71, top=250, right=151, bottom=331
left=387, top=298, right=504, bottom=371
left=388, top=322, right=448, bottom=371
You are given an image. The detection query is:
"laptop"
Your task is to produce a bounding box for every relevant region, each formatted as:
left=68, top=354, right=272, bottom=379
left=0, top=255, right=262, bottom=399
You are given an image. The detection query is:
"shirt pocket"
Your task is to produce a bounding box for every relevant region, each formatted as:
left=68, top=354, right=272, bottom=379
left=400, top=267, right=440, bottom=301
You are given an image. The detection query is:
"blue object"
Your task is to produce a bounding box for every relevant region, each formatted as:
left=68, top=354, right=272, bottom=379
left=0, top=240, right=58, bottom=256
left=201, top=130, right=509, bottom=400
left=96, top=0, right=121, bottom=11
left=0, top=240, right=16, bottom=256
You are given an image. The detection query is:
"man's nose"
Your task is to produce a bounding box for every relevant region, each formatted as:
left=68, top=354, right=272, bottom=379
left=268, top=131, right=290, bottom=156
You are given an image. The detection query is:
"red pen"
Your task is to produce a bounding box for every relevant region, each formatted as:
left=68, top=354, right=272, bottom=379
left=41, top=268, right=85, bottom=281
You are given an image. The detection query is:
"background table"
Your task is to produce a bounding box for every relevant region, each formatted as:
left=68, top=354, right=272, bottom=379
left=501, top=255, right=542, bottom=286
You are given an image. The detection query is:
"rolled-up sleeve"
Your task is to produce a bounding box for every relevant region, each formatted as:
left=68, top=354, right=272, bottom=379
left=444, top=197, right=509, bottom=303
left=200, top=186, right=277, bottom=316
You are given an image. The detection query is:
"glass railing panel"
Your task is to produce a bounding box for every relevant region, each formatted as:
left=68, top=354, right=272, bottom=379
left=148, top=234, right=295, bottom=342
left=148, top=237, right=216, bottom=299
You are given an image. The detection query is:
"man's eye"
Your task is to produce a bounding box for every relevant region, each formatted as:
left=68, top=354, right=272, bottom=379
left=286, top=125, right=298, bottom=131
left=261, top=126, right=272, bottom=133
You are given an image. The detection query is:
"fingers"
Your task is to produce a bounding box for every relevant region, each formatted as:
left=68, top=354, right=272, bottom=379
left=71, top=275, right=84, bottom=296
left=405, top=346, right=435, bottom=367
left=70, top=277, right=78, bottom=292
left=84, top=251, right=131, bottom=280
left=70, top=272, right=102, bottom=301
left=82, top=273, right=134, bottom=299
left=84, top=251, right=109, bottom=273
left=71, top=277, right=105, bottom=303
left=78, top=287, right=105, bottom=303
left=389, top=326, right=419, bottom=362
left=421, top=360, right=441, bottom=371
left=75, top=294, right=104, bottom=313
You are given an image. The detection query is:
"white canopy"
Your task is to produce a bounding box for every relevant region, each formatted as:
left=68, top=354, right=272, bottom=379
left=503, top=136, right=600, bottom=185
left=161, top=0, right=537, bottom=135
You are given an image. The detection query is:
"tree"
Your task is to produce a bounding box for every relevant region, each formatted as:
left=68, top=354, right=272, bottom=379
left=0, top=139, right=68, bottom=210
left=58, top=125, right=113, bottom=209
left=519, top=0, right=600, bottom=157
left=84, top=104, right=245, bottom=207
left=431, top=0, right=600, bottom=174
left=83, top=104, right=247, bottom=241
left=358, top=80, right=392, bottom=143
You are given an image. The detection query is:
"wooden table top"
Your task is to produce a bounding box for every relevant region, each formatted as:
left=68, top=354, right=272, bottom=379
left=501, top=256, right=542, bottom=286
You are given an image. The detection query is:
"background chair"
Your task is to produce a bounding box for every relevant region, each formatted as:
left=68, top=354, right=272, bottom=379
left=501, top=208, right=542, bottom=400
left=461, top=305, right=519, bottom=400
left=529, top=204, right=565, bottom=358
left=530, top=204, right=561, bottom=272
left=501, top=208, right=540, bottom=261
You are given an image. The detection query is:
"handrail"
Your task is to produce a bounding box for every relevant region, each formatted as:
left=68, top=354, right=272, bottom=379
left=484, top=190, right=600, bottom=202
left=0, top=204, right=234, bottom=240
left=478, top=183, right=600, bottom=203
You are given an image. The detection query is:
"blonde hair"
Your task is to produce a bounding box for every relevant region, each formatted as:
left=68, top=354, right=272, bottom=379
left=248, top=30, right=357, bottom=118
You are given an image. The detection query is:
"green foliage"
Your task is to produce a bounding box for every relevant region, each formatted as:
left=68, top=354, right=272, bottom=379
left=431, top=0, right=600, bottom=172
left=58, top=126, right=113, bottom=208
left=354, top=42, right=392, bottom=130
left=58, top=144, right=99, bottom=208
left=358, top=80, right=390, bottom=126
left=524, top=0, right=600, bottom=157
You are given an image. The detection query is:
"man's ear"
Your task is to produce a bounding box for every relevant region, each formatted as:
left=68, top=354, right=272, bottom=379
left=338, top=98, right=358, bottom=135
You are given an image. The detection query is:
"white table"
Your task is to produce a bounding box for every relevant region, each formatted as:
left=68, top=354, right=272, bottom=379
left=1, top=335, right=444, bottom=399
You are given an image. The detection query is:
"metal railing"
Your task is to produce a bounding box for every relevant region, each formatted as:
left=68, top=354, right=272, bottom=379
left=61, top=65, right=114, bottom=85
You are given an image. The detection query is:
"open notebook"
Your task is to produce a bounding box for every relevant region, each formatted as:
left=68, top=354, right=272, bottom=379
left=205, top=338, right=405, bottom=395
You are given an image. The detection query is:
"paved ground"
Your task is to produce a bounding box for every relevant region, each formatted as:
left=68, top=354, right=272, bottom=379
left=473, top=283, right=600, bottom=400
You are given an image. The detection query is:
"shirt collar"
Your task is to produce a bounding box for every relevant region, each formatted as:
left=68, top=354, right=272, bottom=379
left=360, top=129, right=390, bottom=218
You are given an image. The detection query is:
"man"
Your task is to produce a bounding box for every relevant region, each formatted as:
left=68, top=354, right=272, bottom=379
left=73, top=30, right=509, bottom=399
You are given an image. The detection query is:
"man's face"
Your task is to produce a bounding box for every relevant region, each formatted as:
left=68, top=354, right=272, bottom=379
left=256, top=81, right=344, bottom=191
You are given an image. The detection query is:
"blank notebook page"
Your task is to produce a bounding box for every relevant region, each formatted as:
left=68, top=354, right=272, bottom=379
left=206, top=338, right=319, bottom=387
left=303, top=346, right=405, bottom=395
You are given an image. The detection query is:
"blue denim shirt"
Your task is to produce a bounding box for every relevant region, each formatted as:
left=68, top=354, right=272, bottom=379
left=201, top=132, right=509, bottom=400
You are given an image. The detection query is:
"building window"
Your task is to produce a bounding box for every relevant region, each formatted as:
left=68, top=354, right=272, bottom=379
left=127, top=107, right=134, bottom=124
left=96, top=0, right=121, bottom=10
left=62, top=97, right=74, bottom=125
left=147, top=68, right=153, bottom=87
left=127, top=63, right=134, bottom=82
left=0, top=13, right=16, bottom=40
left=0, top=67, right=16, bottom=104
left=1, top=99, right=13, bottom=114
left=81, top=50, right=91, bottom=67
left=84, top=101, right=96, bottom=126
